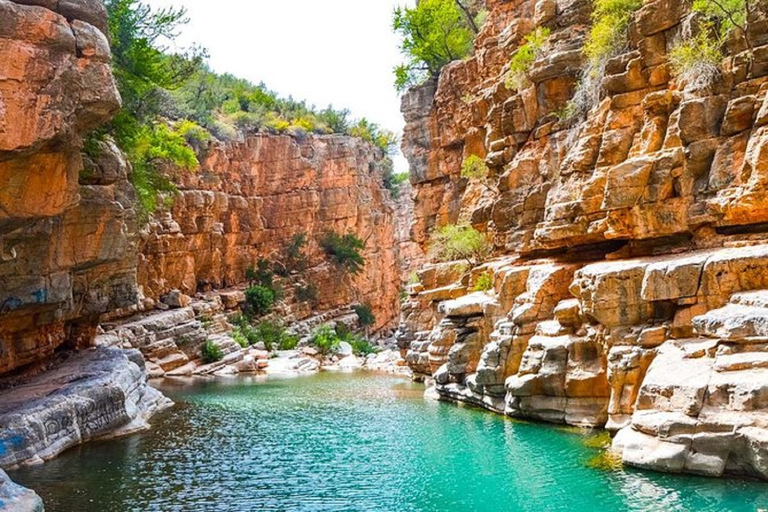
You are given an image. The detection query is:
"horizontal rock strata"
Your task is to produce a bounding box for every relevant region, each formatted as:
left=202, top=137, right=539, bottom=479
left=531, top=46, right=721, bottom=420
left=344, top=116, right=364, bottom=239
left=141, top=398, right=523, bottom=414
left=0, top=347, right=171, bottom=469
left=399, top=0, right=768, bottom=481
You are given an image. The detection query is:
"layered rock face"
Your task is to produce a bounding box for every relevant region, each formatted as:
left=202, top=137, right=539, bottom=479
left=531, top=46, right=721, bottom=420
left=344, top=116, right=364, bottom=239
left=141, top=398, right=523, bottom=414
left=400, top=0, right=768, bottom=479
left=0, top=347, right=171, bottom=468
left=138, top=134, right=400, bottom=331
left=0, top=0, right=136, bottom=375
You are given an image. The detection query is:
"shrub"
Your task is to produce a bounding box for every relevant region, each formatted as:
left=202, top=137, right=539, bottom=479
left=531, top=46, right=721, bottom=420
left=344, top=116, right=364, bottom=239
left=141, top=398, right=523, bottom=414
left=278, top=233, right=309, bottom=275
left=392, top=0, right=477, bottom=91
left=176, top=119, right=211, bottom=147
left=353, top=304, right=376, bottom=328
left=461, top=154, right=490, bottom=183
left=201, top=340, right=223, bottom=363
left=244, top=285, right=276, bottom=317
left=584, top=0, right=643, bottom=67
left=350, top=337, right=379, bottom=356
left=473, top=273, right=494, bottom=292
left=232, top=330, right=249, bottom=348
left=505, top=27, right=551, bottom=91
left=311, top=325, right=341, bottom=356
left=407, top=272, right=421, bottom=285
left=564, top=0, right=642, bottom=119
left=320, top=231, right=365, bottom=274
left=429, top=223, right=491, bottom=266
left=669, top=29, right=723, bottom=91
left=254, top=321, right=299, bottom=351
left=296, top=283, right=318, bottom=304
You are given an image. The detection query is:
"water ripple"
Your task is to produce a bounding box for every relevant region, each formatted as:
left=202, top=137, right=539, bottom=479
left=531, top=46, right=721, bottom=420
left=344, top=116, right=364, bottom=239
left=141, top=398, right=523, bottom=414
left=10, top=372, right=768, bottom=512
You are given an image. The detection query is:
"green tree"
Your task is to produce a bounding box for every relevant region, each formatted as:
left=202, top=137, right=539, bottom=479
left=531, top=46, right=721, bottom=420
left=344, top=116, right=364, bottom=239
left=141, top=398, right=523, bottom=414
left=103, top=0, right=206, bottom=217
left=320, top=231, right=366, bottom=275
left=392, top=0, right=476, bottom=91
left=429, top=223, right=491, bottom=266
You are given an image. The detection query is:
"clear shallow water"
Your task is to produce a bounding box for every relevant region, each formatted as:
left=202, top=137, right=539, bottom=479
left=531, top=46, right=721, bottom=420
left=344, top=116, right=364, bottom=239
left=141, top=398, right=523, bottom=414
left=10, top=372, right=768, bottom=512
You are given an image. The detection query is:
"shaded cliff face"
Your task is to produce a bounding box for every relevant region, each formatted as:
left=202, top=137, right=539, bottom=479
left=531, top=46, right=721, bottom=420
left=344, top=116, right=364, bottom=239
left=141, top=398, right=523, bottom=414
left=0, top=0, right=137, bottom=375
left=400, top=0, right=768, bottom=479
left=138, top=134, right=401, bottom=331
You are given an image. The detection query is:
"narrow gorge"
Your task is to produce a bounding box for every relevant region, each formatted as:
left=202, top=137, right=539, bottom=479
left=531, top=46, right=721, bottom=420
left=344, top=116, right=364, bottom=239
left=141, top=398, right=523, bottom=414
left=1, top=0, right=768, bottom=510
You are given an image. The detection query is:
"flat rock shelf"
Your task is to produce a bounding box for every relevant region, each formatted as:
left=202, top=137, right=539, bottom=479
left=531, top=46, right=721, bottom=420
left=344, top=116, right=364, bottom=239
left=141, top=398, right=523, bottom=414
left=8, top=372, right=768, bottom=512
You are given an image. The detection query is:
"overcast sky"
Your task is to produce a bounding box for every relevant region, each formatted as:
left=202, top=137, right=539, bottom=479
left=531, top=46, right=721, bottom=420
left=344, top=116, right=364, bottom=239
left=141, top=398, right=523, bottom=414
left=146, top=0, right=411, bottom=173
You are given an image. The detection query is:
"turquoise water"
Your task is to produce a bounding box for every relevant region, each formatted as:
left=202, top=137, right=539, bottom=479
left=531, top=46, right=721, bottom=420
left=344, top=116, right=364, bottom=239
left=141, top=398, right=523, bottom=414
left=9, top=372, right=768, bottom=511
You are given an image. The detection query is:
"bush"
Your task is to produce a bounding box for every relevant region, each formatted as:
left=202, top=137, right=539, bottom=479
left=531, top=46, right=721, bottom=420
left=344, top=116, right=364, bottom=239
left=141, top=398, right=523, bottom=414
left=473, top=273, right=494, bottom=292
left=353, top=304, right=376, bottom=328
left=429, top=223, right=491, bottom=266
left=176, top=119, right=211, bottom=147
left=244, top=285, right=276, bottom=317
left=254, top=321, right=299, bottom=351
left=392, top=0, right=477, bottom=91
left=311, top=325, right=341, bottom=356
left=320, top=231, right=365, bottom=274
left=505, top=27, right=550, bottom=91
left=669, top=29, right=723, bottom=91
left=277, top=233, right=309, bottom=275
left=563, top=0, right=642, bottom=119
left=584, top=0, right=643, bottom=67
left=461, top=154, right=489, bottom=181
left=201, top=340, right=223, bottom=363
left=350, top=337, right=379, bottom=356
left=296, top=283, right=318, bottom=304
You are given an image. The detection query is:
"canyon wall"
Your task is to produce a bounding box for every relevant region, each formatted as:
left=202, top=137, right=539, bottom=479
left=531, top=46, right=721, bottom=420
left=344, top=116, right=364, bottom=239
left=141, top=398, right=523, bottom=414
left=0, top=0, right=402, bottom=377
left=0, top=0, right=137, bottom=375
left=400, top=0, right=768, bottom=479
left=137, top=134, right=400, bottom=332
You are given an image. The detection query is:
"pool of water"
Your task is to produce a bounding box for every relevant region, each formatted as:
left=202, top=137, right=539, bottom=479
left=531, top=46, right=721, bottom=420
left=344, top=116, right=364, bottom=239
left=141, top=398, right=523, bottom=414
left=9, top=371, right=768, bottom=511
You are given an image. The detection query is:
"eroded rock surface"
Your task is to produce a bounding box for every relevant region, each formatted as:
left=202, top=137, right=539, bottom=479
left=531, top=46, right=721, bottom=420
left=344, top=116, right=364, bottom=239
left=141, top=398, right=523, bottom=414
left=0, top=347, right=171, bottom=469
left=400, top=0, right=768, bottom=480
left=138, top=134, right=400, bottom=332
left=0, top=469, right=42, bottom=512
left=0, top=0, right=133, bottom=375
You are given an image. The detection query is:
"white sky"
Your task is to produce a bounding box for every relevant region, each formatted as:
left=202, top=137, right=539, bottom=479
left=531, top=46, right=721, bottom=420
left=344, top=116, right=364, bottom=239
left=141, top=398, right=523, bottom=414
left=146, top=0, right=411, bottom=173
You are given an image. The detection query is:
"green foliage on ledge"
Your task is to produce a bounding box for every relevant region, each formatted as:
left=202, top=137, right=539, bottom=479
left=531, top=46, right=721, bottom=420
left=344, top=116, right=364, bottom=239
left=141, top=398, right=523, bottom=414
left=201, top=340, right=224, bottom=363
left=505, top=27, right=551, bottom=92
left=392, top=0, right=481, bottom=92
left=320, top=231, right=366, bottom=275
left=428, top=223, right=491, bottom=266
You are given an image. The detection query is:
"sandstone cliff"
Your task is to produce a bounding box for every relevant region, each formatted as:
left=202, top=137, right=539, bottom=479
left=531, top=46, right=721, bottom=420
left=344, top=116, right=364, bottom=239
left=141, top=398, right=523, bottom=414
left=400, top=0, right=768, bottom=479
left=0, top=0, right=136, bottom=375
left=138, top=134, right=400, bottom=332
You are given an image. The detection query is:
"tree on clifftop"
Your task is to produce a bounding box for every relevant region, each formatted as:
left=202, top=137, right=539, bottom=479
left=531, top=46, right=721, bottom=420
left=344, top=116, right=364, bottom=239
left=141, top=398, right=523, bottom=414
left=392, top=0, right=479, bottom=92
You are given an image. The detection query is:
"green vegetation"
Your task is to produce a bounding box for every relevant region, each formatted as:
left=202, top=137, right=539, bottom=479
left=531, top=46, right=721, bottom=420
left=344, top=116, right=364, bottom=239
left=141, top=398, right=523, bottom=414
left=384, top=171, right=410, bottom=198
left=310, top=324, right=379, bottom=357
left=584, top=0, right=643, bottom=67
left=320, top=231, right=365, bottom=274
left=669, top=29, right=723, bottom=90
left=407, top=272, right=421, bottom=285
left=102, top=0, right=206, bottom=217
left=232, top=319, right=298, bottom=351
left=564, top=0, right=642, bottom=119
left=311, top=325, right=341, bottom=356
left=100, top=1, right=398, bottom=220
left=668, top=0, right=764, bottom=85
left=392, top=0, right=482, bottom=92
left=277, top=233, right=309, bottom=276
left=473, top=273, right=494, bottom=292
left=244, top=285, right=277, bottom=317
left=296, top=283, right=318, bottom=304
left=353, top=303, right=376, bottom=328
left=201, top=340, right=224, bottom=363
left=429, top=223, right=491, bottom=266
left=460, top=154, right=497, bottom=192
left=505, top=27, right=551, bottom=91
